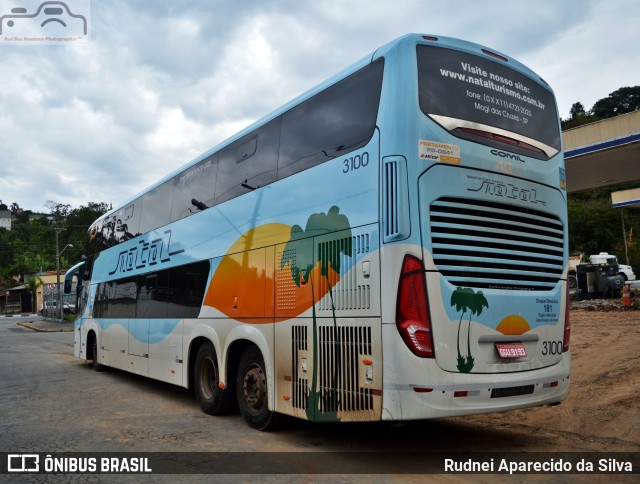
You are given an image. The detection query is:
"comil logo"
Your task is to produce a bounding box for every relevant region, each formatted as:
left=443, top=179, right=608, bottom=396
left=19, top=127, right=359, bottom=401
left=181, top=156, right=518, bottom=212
left=0, top=0, right=89, bottom=44
left=490, top=149, right=526, bottom=163
left=7, top=454, right=39, bottom=472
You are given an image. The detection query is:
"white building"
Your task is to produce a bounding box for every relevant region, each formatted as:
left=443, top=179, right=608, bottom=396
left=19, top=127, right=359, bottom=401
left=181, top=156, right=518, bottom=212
left=0, top=210, right=11, bottom=230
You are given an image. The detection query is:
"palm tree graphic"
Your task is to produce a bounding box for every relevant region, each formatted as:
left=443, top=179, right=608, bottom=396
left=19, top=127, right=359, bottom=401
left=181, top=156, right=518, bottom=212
left=280, top=206, right=352, bottom=421
left=26, top=276, right=44, bottom=315
left=450, top=287, right=488, bottom=373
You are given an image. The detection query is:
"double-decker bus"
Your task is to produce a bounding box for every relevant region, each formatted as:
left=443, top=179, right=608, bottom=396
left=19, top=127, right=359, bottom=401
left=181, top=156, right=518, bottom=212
left=66, top=34, right=570, bottom=430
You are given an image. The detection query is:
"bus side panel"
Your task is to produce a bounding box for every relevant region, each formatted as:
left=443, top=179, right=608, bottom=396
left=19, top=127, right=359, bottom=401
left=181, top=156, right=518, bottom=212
left=273, top=224, right=383, bottom=422
left=148, top=319, right=184, bottom=386
left=75, top=282, right=98, bottom=361
left=76, top=317, right=101, bottom=362
left=100, top=319, right=131, bottom=372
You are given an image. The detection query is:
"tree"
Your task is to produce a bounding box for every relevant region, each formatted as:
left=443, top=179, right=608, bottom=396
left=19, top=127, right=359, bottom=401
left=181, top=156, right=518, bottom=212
left=568, top=182, right=640, bottom=270
left=64, top=202, right=109, bottom=256
left=46, top=201, right=71, bottom=226
left=12, top=252, right=49, bottom=275
left=65, top=203, right=109, bottom=228
left=561, top=101, right=599, bottom=130
left=25, top=276, right=44, bottom=313
left=569, top=102, right=586, bottom=119
left=591, top=86, right=640, bottom=119
left=450, top=287, right=488, bottom=373
left=561, top=85, right=640, bottom=130
left=280, top=205, right=352, bottom=421
left=0, top=200, right=108, bottom=283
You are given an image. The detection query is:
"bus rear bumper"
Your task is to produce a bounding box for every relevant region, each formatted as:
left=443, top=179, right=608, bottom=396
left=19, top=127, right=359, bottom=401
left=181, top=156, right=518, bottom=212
left=381, top=352, right=570, bottom=420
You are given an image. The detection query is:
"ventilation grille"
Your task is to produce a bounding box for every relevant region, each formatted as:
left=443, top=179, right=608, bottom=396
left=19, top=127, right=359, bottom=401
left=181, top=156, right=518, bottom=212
left=318, top=326, right=373, bottom=413
left=292, top=325, right=308, bottom=410
left=276, top=246, right=297, bottom=311
left=318, top=235, right=371, bottom=311
left=384, top=160, right=399, bottom=238
left=429, top=196, right=564, bottom=291
left=382, top=157, right=410, bottom=242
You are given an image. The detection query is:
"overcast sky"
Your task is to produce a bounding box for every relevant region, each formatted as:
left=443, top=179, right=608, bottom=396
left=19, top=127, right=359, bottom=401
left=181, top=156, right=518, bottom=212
left=0, top=0, right=638, bottom=213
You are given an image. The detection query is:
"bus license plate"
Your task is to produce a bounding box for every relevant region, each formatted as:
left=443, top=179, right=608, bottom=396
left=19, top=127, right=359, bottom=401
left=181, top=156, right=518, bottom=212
left=496, top=343, right=527, bottom=359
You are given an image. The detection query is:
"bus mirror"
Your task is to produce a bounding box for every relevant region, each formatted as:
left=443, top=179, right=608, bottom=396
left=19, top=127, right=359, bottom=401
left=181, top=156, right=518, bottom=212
left=63, top=280, right=73, bottom=295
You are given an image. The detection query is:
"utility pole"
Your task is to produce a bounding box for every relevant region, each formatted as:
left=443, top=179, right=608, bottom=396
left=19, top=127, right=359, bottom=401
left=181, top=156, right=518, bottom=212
left=621, top=208, right=630, bottom=266
left=55, top=229, right=62, bottom=321
left=55, top=228, right=72, bottom=321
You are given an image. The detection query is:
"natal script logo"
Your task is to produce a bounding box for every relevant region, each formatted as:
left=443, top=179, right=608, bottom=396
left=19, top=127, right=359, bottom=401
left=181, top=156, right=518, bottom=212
left=467, top=178, right=546, bottom=206
left=109, top=229, right=184, bottom=275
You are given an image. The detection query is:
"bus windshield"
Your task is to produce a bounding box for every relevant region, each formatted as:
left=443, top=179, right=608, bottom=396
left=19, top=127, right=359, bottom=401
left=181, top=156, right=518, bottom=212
left=417, top=44, right=561, bottom=159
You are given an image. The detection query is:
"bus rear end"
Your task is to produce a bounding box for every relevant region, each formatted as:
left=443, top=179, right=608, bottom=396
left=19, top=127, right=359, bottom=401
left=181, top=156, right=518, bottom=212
left=379, top=35, right=569, bottom=420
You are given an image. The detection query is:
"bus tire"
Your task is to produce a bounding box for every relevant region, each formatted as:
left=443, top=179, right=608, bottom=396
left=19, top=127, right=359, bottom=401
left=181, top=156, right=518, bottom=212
left=236, top=345, right=278, bottom=430
left=90, top=332, right=104, bottom=372
left=194, top=342, right=234, bottom=415
left=568, top=275, right=578, bottom=290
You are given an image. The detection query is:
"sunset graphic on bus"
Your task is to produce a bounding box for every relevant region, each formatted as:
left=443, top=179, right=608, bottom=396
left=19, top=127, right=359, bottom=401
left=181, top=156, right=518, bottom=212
left=203, top=207, right=350, bottom=323
left=496, top=314, right=531, bottom=335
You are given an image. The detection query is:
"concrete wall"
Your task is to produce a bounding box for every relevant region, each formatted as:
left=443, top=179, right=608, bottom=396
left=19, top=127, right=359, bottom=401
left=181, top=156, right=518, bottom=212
left=563, top=110, right=640, bottom=150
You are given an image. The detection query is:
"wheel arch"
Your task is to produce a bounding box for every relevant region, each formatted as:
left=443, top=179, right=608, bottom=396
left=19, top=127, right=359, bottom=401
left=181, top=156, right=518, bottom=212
left=186, top=323, right=273, bottom=407
left=86, top=329, right=97, bottom=361
left=188, top=336, right=213, bottom=391
left=224, top=338, right=254, bottom=392
left=220, top=325, right=275, bottom=410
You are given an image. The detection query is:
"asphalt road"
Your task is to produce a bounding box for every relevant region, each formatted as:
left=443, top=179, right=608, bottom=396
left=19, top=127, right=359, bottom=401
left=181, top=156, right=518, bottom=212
left=2, top=317, right=450, bottom=481
left=0, top=316, right=636, bottom=482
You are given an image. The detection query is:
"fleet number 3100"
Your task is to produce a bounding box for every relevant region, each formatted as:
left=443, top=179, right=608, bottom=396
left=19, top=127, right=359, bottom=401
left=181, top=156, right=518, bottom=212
left=343, top=152, right=369, bottom=173
left=542, top=340, right=563, bottom=355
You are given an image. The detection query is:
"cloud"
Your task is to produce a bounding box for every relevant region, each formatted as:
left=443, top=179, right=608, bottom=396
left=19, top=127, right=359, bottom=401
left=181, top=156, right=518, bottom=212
left=0, top=0, right=638, bottom=213
left=528, top=0, right=640, bottom=118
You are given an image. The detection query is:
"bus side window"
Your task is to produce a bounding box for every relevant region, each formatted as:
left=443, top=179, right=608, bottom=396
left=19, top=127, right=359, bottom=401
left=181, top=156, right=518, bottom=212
left=85, top=219, right=103, bottom=256
left=114, top=279, right=137, bottom=319
left=214, top=119, right=280, bottom=205
left=137, top=272, right=169, bottom=319
left=168, top=260, right=209, bottom=318
left=171, top=154, right=218, bottom=222
left=114, top=202, right=141, bottom=241
left=277, top=59, right=384, bottom=180
left=102, top=216, right=116, bottom=248
left=139, top=180, right=174, bottom=234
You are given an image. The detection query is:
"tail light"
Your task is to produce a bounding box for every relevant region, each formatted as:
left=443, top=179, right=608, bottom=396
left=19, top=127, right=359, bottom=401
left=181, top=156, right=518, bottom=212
left=396, top=255, right=434, bottom=358
left=563, top=282, right=571, bottom=352
left=481, top=48, right=508, bottom=63
left=458, top=127, right=546, bottom=156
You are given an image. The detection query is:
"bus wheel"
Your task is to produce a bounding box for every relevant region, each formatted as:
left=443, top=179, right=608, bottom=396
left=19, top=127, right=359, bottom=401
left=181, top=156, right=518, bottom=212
left=90, top=333, right=104, bottom=372
left=568, top=275, right=578, bottom=290
left=194, top=342, right=234, bottom=415
left=236, top=345, right=278, bottom=430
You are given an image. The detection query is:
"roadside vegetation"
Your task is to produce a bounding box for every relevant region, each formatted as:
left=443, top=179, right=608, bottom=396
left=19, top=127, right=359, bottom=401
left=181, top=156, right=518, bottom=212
left=0, top=201, right=108, bottom=287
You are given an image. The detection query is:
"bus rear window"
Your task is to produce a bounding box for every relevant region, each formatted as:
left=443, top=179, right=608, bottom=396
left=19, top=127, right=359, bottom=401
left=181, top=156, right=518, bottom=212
left=417, top=45, right=561, bottom=158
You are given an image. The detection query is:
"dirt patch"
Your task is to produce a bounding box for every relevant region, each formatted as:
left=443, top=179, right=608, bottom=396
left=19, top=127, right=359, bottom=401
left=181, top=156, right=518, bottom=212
left=453, top=305, right=640, bottom=451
